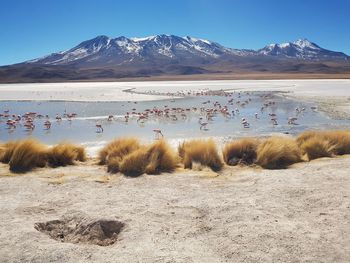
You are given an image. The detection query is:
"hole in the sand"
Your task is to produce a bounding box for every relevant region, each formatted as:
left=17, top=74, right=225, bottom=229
left=34, top=217, right=124, bottom=246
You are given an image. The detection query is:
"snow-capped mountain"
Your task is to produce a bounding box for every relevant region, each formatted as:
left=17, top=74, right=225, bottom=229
left=1, top=35, right=349, bottom=82
left=27, top=35, right=348, bottom=67
left=29, top=34, right=251, bottom=67
left=258, top=39, right=348, bottom=60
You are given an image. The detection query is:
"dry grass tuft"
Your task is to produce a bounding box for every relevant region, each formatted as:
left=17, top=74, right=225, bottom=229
left=74, top=145, right=87, bottom=162
left=144, top=140, right=179, bottom=175
left=297, top=130, right=350, bottom=158
left=256, top=137, right=302, bottom=169
left=119, top=146, right=149, bottom=176
left=223, top=138, right=259, bottom=166
left=296, top=131, right=318, bottom=145
left=0, top=141, right=19, bottom=164
left=103, top=138, right=141, bottom=173
left=48, top=143, right=86, bottom=167
left=118, top=140, right=179, bottom=176
left=299, top=137, right=335, bottom=160
left=0, top=143, right=6, bottom=163
left=8, top=139, right=48, bottom=173
left=99, top=137, right=140, bottom=165
left=178, top=139, right=223, bottom=171
left=107, top=156, right=124, bottom=173
left=323, top=130, right=350, bottom=155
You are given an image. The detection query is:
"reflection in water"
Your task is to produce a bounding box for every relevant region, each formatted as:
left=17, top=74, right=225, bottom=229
left=1, top=91, right=349, bottom=148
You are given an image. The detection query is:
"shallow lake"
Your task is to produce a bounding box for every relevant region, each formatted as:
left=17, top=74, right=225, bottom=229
left=1, top=91, right=349, bottom=150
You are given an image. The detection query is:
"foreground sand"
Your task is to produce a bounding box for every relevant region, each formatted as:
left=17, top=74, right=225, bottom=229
left=0, top=156, right=349, bottom=262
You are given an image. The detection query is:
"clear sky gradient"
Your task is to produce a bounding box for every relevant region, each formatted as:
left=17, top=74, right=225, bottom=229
left=1, top=0, right=349, bottom=66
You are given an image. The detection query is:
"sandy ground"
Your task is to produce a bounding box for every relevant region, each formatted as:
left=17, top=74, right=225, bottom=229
left=1, top=79, right=349, bottom=118
left=0, top=156, right=349, bottom=263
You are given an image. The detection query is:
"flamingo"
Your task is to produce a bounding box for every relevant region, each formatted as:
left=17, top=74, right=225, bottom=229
left=55, top=114, right=62, bottom=121
left=137, top=115, right=147, bottom=123
left=153, top=129, right=164, bottom=140
left=44, top=120, right=51, bottom=129
left=288, top=117, right=298, bottom=125
left=199, top=118, right=209, bottom=130
left=96, top=124, right=104, bottom=133
left=24, top=123, right=35, bottom=130
left=6, top=120, right=16, bottom=129
left=271, top=118, right=278, bottom=126
left=241, top=118, right=250, bottom=128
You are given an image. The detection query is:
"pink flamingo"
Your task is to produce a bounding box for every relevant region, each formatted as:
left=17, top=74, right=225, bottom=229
left=44, top=120, right=51, bottom=129
left=56, top=114, right=62, bottom=121
left=24, top=123, right=35, bottom=130
left=137, top=115, right=147, bottom=123
left=6, top=120, right=16, bottom=129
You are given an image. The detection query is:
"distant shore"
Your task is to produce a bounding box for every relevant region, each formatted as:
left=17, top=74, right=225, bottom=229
left=1, top=79, right=349, bottom=119
left=1, top=72, right=350, bottom=84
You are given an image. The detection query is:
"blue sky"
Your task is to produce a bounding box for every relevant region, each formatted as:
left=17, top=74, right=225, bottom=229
left=0, top=0, right=349, bottom=66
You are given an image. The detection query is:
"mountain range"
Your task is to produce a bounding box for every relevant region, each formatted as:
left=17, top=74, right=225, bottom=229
left=1, top=34, right=349, bottom=82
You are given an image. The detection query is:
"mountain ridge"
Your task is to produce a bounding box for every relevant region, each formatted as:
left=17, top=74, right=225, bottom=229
left=1, top=34, right=349, bottom=82
left=25, top=35, right=348, bottom=66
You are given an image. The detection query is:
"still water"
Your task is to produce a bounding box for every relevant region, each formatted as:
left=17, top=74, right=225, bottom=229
left=1, top=91, right=349, bottom=149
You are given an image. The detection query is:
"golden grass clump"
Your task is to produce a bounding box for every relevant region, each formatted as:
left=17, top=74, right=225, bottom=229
left=295, top=131, right=318, bottom=145
left=118, top=140, right=179, bottom=176
left=106, top=157, right=123, bottom=173
left=297, top=130, right=350, bottom=158
left=144, top=140, right=179, bottom=175
left=0, top=141, right=19, bottom=164
left=74, top=145, right=87, bottom=162
left=102, top=138, right=141, bottom=173
left=118, top=146, right=149, bottom=176
left=223, top=138, right=259, bottom=166
left=323, top=130, right=350, bottom=155
left=256, top=137, right=302, bottom=169
left=48, top=143, right=87, bottom=167
left=299, top=137, right=335, bottom=160
left=8, top=139, right=48, bottom=173
left=178, top=139, right=223, bottom=171
left=0, top=143, right=6, bottom=163
left=99, top=137, right=140, bottom=165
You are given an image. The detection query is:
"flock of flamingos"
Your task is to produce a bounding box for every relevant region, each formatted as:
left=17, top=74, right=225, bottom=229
left=0, top=90, right=316, bottom=139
